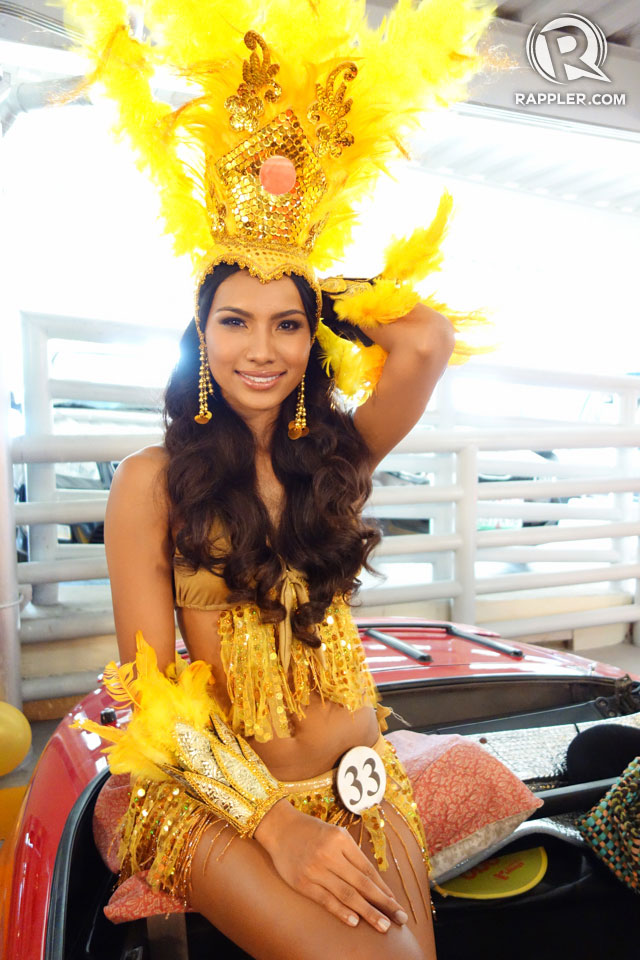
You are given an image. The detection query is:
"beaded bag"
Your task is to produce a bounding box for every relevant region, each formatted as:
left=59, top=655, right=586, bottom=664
left=577, top=756, right=640, bottom=893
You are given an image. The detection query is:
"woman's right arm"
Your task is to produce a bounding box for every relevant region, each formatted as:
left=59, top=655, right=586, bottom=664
left=254, top=797, right=408, bottom=932
left=104, top=445, right=176, bottom=671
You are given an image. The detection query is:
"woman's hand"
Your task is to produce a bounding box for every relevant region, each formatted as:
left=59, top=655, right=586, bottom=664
left=254, top=798, right=409, bottom=932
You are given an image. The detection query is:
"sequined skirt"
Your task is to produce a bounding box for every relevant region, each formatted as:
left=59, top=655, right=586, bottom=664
left=112, top=732, right=431, bottom=921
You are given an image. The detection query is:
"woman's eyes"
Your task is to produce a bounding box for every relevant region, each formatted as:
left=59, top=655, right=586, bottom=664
left=219, top=316, right=302, bottom=331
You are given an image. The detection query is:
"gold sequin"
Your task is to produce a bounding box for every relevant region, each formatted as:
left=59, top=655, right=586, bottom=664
left=114, top=733, right=432, bottom=923
left=213, top=111, right=327, bottom=244
left=308, top=62, right=357, bottom=158
left=217, top=591, right=381, bottom=742
left=224, top=31, right=282, bottom=133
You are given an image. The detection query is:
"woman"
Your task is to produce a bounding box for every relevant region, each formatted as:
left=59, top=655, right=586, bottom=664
left=64, top=1, right=499, bottom=955
left=102, top=261, right=453, bottom=959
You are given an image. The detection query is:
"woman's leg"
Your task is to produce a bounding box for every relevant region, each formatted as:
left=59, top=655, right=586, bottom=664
left=188, top=804, right=436, bottom=960
left=361, top=800, right=437, bottom=959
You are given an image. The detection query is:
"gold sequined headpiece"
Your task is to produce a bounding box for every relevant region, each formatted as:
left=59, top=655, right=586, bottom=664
left=59, top=0, right=508, bottom=404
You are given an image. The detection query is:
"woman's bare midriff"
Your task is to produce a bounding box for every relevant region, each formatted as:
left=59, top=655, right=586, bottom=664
left=176, top=605, right=380, bottom=782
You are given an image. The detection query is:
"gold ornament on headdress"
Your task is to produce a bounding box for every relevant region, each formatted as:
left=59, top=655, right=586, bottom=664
left=57, top=0, right=511, bottom=409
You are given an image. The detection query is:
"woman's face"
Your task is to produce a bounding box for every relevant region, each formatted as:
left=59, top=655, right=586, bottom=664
left=204, top=269, right=312, bottom=424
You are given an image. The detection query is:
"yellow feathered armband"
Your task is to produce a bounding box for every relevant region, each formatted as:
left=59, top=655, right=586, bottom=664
left=73, top=631, right=289, bottom=837
left=319, top=188, right=498, bottom=398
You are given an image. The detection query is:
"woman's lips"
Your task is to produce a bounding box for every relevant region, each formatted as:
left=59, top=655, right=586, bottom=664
left=236, top=371, right=285, bottom=390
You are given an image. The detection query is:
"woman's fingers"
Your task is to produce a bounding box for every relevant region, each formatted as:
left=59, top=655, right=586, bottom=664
left=335, top=854, right=408, bottom=925
left=302, top=880, right=362, bottom=928
left=341, top=835, right=403, bottom=909
left=303, top=879, right=395, bottom=932
left=261, top=806, right=410, bottom=932
left=323, top=870, right=403, bottom=932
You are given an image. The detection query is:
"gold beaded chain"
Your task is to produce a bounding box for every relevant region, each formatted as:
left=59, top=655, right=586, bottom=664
left=288, top=374, right=309, bottom=439
left=194, top=333, right=215, bottom=424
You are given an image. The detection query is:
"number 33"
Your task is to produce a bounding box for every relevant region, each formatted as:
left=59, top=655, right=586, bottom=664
left=336, top=746, right=387, bottom=814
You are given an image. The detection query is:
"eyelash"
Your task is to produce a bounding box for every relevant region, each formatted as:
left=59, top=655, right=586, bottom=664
left=219, top=317, right=302, bottom=331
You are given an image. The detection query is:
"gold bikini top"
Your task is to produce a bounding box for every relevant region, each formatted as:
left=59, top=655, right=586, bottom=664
left=172, top=519, right=388, bottom=742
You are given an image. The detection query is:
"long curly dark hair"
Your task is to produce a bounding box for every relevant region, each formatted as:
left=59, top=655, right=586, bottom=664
left=163, top=263, right=383, bottom=653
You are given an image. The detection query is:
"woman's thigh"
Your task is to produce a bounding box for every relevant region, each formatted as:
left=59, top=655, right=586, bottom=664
left=188, top=806, right=435, bottom=960
left=350, top=800, right=436, bottom=959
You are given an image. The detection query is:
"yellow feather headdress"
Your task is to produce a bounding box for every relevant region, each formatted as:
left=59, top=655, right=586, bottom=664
left=56, top=0, right=508, bottom=403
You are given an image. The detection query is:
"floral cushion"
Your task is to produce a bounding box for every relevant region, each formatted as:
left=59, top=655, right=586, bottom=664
left=385, top=729, right=543, bottom=880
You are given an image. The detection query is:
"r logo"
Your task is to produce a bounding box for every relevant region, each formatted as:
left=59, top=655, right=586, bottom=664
left=526, top=14, right=610, bottom=85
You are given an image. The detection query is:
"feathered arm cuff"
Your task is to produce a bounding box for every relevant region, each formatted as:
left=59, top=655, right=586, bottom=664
left=318, top=189, right=497, bottom=397
left=73, top=631, right=289, bottom=837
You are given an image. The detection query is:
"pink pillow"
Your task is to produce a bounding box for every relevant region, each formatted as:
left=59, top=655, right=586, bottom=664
left=386, top=729, right=543, bottom=880
left=104, top=872, right=190, bottom=923
left=93, top=774, right=131, bottom=873
left=93, top=775, right=193, bottom=922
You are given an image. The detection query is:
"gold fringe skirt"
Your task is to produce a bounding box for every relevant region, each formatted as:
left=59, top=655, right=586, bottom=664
left=117, top=731, right=432, bottom=924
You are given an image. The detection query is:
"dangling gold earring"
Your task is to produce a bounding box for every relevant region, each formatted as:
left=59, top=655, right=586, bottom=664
left=194, top=328, right=214, bottom=425
left=288, top=335, right=315, bottom=439
left=288, top=373, right=309, bottom=439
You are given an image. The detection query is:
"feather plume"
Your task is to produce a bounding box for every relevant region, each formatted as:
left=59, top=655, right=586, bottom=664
left=334, top=280, right=420, bottom=329
left=101, top=658, right=141, bottom=705
left=57, top=0, right=501, bottom=272
left=381, top=190, right=454, bottom=285
left=315, top=321, right=387, bottom=402
left=55, top=0, right=505, bottom=382
left=73, top=631, right=219, bottom=781
left=422, top=295, right=499, bottom=364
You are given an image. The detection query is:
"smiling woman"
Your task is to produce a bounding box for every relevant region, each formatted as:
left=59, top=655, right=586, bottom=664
left=205, top=271, right=312, bottom=431
left=98, top=254, right=445, bottom=958
left=58, top=0, right=502, bottom=956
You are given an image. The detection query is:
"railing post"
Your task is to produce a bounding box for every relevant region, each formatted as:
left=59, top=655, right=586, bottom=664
left=616, top=389, right=639, bottom=643
left=0, top=354, right=22, bottom=707
left=21, top=314, right=58, bottom=604
left=453, top=444, right=477, bottom=625
left=431, top=372, right=455, bottom=585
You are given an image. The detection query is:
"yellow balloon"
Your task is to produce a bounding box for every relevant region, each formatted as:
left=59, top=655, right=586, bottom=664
left=0, top=701, right=32, bottom=776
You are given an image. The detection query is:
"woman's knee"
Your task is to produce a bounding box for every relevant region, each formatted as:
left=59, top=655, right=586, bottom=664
left=185, top=818, right=434, bottom=960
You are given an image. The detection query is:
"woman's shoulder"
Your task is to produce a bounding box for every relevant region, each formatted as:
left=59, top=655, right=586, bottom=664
left=109, top=444, right=170, bottom=514
left=116, top=443, right=168, bottom=475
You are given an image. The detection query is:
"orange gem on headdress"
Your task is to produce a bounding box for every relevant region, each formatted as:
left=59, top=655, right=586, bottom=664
left=260, top=155, right=297, bottom=195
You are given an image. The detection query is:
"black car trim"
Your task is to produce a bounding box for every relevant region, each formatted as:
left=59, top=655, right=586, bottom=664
left=45, top=768, right=111, bottom=960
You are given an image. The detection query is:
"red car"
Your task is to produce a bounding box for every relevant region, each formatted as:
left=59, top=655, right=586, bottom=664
left=2, top=619, right=638, bottom=960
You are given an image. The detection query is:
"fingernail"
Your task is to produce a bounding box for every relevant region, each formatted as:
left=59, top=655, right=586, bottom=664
left=347, top=915, right=359, bottom=926
left=395, top=909, right=409, bottom=924
left=377, top=917, right=391, bottom=932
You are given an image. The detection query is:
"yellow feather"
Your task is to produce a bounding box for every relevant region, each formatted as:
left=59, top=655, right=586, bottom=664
left=423, top=295, right=500, bottom=365
left=381, top=190, right=454, bottom=285
left=101, top=659, right=141, bottom=706
left=333, top=280, right=420, bottom=329
left=73, top=632, right=218, bottom=781
left=315, top=322, right=387, bottom=402
left=56, top=0, right=504, bottom=377
left=57, top=0, right=504, bottom=275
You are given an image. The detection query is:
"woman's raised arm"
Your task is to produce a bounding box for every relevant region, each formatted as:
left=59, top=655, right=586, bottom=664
left=352, top=303, right=455, bottom=472
left=104, top=445, right=177, bottom=670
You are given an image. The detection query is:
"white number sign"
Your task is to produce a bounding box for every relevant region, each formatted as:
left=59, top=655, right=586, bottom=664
left=336, top=745, right=386, bottom=814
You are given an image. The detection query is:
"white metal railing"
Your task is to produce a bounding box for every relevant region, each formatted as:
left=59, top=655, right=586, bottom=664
left=1, top=310, right=639, bottom=705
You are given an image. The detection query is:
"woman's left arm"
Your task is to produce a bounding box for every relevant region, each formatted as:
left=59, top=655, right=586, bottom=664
left=352, top=303, right=455, bottom=471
